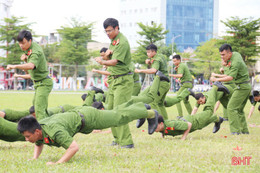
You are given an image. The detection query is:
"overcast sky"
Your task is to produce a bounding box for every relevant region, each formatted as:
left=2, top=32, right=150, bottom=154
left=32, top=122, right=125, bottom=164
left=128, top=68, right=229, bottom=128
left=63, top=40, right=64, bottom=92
left=11, top=0, right=260, bottom=42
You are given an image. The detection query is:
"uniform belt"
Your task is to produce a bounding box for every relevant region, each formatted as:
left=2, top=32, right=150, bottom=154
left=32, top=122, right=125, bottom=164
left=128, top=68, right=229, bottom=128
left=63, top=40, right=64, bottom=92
left=181, top=81, right=193, bottom=85
left=134, top=80, right=140, bottom=83
left=111, top=72, right=133, bottom=79
left=59, top=106, right=65, bottom=113
left=224, top=82, right=233, bottom=84
left=78, top=112, right=85, bottom=131
left=33, top=76, right=51, bottom=83
left=235, top=80, right=250, bottom=85
left=178, top=117, right=188, bottom=122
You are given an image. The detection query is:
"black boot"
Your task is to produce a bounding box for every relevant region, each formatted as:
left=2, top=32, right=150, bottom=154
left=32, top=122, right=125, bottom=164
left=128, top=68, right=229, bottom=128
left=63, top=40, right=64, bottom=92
left=213, top=82, right=230, bottom=94
left=147, top=110, right=159, bottom=135
left=156, top=71, right=170, bottom=82
left=213, top=116, right=224, bottom=133
left=91, top=86, right=104, bottom=94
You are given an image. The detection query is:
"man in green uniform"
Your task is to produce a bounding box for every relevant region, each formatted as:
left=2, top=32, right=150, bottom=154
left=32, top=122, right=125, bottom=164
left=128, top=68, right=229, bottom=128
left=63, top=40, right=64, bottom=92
left=131, top=62, right=141, bottom=96
left=247, top=91, right=260, bottom=118
left=164, top=88, right=195, bottom=108
left=95, top=18, right=134, bottom=148
left=210, top=44, right=251, bottom=135
left=135, top=44, right=170, bottom=120
left=17, top=101, right=158, bottom=165
left=6, top=30, right=53, bottom=120
left=0, top=108, right=30, bottom=122
left=150, top=85, right=226, bottom=140
left=169, top=54, right=193, bottom=117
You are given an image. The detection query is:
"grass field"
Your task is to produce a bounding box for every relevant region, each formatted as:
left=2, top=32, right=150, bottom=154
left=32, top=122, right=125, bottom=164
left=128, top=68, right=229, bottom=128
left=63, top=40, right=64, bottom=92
left=0, top=91, right=259, bottom=173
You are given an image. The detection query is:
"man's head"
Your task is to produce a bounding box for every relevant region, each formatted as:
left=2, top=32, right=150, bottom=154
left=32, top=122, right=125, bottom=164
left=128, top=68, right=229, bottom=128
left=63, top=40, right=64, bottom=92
left=219, top=44, right=233, bottom=63
left=103, top=18, right=119, bottom=40
left=17, top=30, right=32, bottom=51
left=155, top=115, right=165, bottom=132
left=29, top=106, right=36, bottom=117
left=146, top=44, right=157, bottom=58
left=172, top=54, right=181, bottom=66
left=17, top=116, right=42, bottom=143
left=81, top=94, right=87, bottom=101
left=195, top=93, right=206, bottom=105
left=253, top=91, right=260, bottom=102
left=100, top=47, right=109, bottom=60
left=92, top=101, right=105, bottom=110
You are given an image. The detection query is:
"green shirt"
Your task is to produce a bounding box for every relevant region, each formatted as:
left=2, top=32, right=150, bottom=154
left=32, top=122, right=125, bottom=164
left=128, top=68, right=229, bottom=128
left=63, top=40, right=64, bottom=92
left=108, top=32, right=131, bottom=75
left=151, top=54, right=169, bottom=77
left=225, top=52, right=250, bottom=84
left=47, top=104, right=76, bottom=116
left=176, top=63, right=192, bottom=83
left=25, top=42, right=49, bottom=81
left=36, top=111, right=82, bottom=149
left=162, top=120, right=188, bottom=137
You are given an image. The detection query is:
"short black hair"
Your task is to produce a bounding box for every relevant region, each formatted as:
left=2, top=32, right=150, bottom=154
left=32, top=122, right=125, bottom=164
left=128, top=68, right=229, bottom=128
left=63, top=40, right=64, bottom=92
left=92, top=101, right=104, bottom=110
left=17, top=116, right=41, bottom=134
left=252, top=90, right=260, bottom=97
left=146, top=44, right=157, bottom=52
left=195, top=93, right=205, bottom=100
left=17, top=30, right=32, bottom=42
left=29, top=106, right=35, bottom=114
left=100, top=47, right=108, bottom=53
left=172, top=54, right=181, bottom=60
left=219, top=44, right=232, bottom=52
left=158, top=115, right=164, bottom=124
left=81, top=94, right=87, bottom=101
left=103, top=18, right=119, bottom=29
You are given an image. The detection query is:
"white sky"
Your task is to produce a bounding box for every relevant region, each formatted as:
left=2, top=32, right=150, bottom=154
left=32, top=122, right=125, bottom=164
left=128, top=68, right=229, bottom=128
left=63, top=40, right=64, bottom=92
left=11, top=0, right=260, bottom=42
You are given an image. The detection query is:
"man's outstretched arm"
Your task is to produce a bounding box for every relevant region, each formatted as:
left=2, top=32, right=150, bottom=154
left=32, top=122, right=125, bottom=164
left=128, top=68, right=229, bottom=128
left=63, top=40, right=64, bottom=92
left=181, top=122, right=192, bottom=140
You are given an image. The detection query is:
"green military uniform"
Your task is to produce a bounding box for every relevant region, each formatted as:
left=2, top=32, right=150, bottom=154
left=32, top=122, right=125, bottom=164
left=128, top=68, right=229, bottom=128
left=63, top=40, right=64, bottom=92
left=161, top=86, right=223, bottom=137
left=164, top=88, right=191, bottom=107
left=174, top=63, right=193, bottom=117
left=26, top=42, right=53, bottom=120
left=141, top=54, right=170, bottom=119
left=130, top=62, right=141, bottom=96
left=82, top=91, right=106, bottom=107
left=1, top=108, right=30, bottom=122
left=0, top=117, right=25, bottom=142
left=35, top=102, right=149, bottom=149
left=225, top=52, right=251, bottom=133
left=106, top=32, right=134, bottom=146
left=47, top=104, right=76, bottom=116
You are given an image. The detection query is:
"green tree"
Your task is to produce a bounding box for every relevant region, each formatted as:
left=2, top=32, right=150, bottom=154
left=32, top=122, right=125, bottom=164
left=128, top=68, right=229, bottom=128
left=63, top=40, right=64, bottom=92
left=55, top=17, right=93, bottom=80
left=218, top=16, right=260, bottom=62
left=132, top=22, right=169, bottom=65
left=42, top=43, right=60, bottom=63
left=193, top=39, right=221, bottom=79
left=0, top=16, right=32, bottom=64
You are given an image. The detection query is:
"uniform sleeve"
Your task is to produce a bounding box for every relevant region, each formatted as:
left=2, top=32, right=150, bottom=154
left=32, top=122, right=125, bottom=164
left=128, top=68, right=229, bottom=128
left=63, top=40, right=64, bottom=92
left=195, top=102, right=200, bottom=108
left=52, top=130, right=74, bottom=149
left=111, top=41, right=128, bottom=63
left=151, top=59, right=160, bottom=70
left=28, top=53, right=40, bottom=69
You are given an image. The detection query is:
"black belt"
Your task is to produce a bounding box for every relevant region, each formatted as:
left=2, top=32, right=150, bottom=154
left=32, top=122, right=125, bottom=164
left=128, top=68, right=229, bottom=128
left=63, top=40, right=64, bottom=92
left=224, top=82, right=233, bottom=84
left=59, top=106, right=65, bottom=113
left=181, top=81, right=193, bottom=85
left=79, top=112, right=85, bottom=131
left=236, top=80, right=250, bottom=85
left=134, top=80, right=140, bottom=83
left=33, top=76, right=50, bottom=83
left=178, top=117, right=188, bottom=122
left=111, top=72, right=133, bottom=79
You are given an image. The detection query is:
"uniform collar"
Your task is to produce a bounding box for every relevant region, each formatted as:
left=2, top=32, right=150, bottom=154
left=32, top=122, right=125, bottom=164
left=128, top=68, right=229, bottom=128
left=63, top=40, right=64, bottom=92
left=111, top=32, right=121, bottom=42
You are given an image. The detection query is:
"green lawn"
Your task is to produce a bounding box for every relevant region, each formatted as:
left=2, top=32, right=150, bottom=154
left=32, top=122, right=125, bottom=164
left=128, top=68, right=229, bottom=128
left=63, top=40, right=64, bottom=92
left=0, top=91, right=259, bottom=172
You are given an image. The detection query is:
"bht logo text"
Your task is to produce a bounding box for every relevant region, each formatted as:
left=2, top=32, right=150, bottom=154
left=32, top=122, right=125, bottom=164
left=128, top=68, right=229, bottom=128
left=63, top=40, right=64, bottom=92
left=232, top=156, right=252, bottom=165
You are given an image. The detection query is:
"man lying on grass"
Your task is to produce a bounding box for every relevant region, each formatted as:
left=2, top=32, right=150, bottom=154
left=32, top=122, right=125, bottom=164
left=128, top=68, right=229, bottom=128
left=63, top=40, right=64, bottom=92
left=17, top=101, right=158, bottom=165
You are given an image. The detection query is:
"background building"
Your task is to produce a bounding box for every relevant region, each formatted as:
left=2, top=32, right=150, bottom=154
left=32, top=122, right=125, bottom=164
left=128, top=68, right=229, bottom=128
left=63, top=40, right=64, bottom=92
left=119, top=0, right=219, bottom=51
left=0, top=0, right=13, bottom=58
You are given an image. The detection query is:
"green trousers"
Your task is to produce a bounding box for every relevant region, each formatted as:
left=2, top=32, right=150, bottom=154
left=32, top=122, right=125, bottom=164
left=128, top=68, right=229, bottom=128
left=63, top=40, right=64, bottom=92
left=0, top=117, right=25, bottom=142
left=132, top=82, right=141, bottom=96
left=227, top=83, right=251, bottom=133
left=140, top=80, right=170, bottom=119
left=33, top=78, right=53, bottom=120
left=220, top=83, right=236, bottom=119
left=164, top=88, right=190, bottom=107
left=80, top=101, right=148, bottom=134
left=47, top=104, right=76, bottom=116
left=107, top=74, right=134, bottom=146
left=2, top=109, right=30, bottom=122
left=176, top=83, right=193, bottom=117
